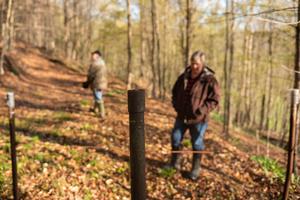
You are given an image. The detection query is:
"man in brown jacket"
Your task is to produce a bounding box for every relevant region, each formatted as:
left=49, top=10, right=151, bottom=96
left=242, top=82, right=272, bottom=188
left=83, top=50, right=108, bottom=118
left=166, top=50, right=220, bottom=180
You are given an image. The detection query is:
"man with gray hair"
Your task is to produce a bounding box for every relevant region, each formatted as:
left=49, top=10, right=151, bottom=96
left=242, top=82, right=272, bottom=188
left=83, top=50, right=107, bottom=118
left=165, top=50, right=220, bottom=180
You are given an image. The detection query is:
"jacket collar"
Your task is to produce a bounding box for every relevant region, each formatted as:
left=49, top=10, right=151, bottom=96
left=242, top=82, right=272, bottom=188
left=184, top=65, right=215, bottom=80
left=183, top=66, right=215, bottom=90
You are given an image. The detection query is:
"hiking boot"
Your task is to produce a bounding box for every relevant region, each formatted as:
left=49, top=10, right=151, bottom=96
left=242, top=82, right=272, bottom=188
left=164, top=147, right=181, bottom=170
left=189, top=154, right=201, bottom=181
left=89, top=102, right=98, bottom=113
left=97, top=100, right=106, bottom=118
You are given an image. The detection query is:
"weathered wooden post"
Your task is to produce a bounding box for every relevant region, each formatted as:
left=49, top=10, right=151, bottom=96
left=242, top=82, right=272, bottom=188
left=6, top=92, right=18, bottom=200
left=128, top=89, right=146, bottom=200
left=283, top=89, right=299, bottom=200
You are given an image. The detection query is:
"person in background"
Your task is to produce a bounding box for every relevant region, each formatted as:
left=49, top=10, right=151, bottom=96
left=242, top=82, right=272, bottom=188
left=83, top=50, right=107, bottom=118
left=165, top=50, right=220, bottom=180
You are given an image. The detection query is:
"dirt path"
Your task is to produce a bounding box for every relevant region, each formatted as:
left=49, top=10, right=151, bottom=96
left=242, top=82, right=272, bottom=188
left=0, top=47, right=298, bottom=199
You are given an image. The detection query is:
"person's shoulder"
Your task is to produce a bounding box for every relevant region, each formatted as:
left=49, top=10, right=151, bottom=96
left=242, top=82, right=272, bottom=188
left=202, top=66, right=218, bottom=82
left=203, top=66, right=215, bottom=75
left=92, top=59, right=103, bottom=68
left=99, top=58, right=106, bottom=66
left=179, top=66, right=191, bottom=79
left=177, top=72, right=186, bottom=81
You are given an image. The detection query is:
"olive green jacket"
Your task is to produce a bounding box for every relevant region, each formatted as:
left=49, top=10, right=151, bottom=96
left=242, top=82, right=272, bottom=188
left=86, top=58, right=107, bottom=90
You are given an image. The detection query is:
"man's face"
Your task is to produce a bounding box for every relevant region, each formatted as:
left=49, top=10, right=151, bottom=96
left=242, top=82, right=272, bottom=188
left=91, top=53, right=100, bottom=62
left=190, top=57, right=203, bottom=75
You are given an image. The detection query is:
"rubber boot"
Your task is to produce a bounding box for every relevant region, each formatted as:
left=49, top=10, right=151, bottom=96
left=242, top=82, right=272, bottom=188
left=164, top=147, right=181, bottom=170
left=89, top=101, right=98, bottom=113
left=189, top=154, right=201, bottom=180
left=98, top=100, right=106, bottom=118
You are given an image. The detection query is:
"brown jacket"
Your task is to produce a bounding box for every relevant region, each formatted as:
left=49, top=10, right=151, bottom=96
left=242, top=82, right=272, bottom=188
left=87, top=58, right=108, bottom=90
left=172, top=66, right=220, bottom=124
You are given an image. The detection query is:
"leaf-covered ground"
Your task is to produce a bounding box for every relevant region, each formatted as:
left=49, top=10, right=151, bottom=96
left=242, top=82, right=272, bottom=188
left=0, top=46, right=299, bottom=199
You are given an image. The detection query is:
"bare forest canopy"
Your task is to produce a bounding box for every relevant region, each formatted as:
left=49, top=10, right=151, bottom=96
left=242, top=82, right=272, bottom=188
left=1, top=0, right=300, bottom=140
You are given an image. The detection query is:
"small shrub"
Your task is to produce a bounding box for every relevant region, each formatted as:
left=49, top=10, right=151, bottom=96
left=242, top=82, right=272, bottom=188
left=80, top=99, right=90, bottom=107
left=0, top=157, right=10, bottom=194
left=15, top=118, right=30, bottom=130
left=33, top=118, right=47, bottom=125
left=89, top=159, right=97, bottom=167
left=158, top=168, right=176, bottom=178
left=80, top=123, right=93, bottom=131
left=0, top=143, right=10, bottom=153
left=0, top=168, right=4, bottom=194
left=30, top=135, right=40, bottom=143
left=211, top=112, right=224, bottom=123
left=182, top=139, right=192, bottom=148
left=54, top=112, right=72, bottom=121
left=50, top=129, right=61, bottom=137
left=106, top=89, right=126, bottom=97
left=251, top=155, right=285, bottom=182
left=84, top=188, right=93, bottom=200
left=34, top=153, right=49, bottom=164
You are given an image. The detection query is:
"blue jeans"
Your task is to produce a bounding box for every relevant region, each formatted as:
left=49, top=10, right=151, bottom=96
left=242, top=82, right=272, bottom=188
left=171, top=118, right=208, bottom=151
left=93, top=89, right=103, bottom=102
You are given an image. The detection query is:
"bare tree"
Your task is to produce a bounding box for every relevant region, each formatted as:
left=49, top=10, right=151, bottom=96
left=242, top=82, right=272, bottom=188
left=63, top=0, right=71, bottom=58
left=184, top=0, right=192, bottom=67
left=293, top=0, right=300, bottom=176
left=150, top=0, right=158, bottom=97
left=0, top=0, right=14, bottom=75
left=126, top=0, right=133, bottom=90
left=265, top=19, right=273, bottom=156
left=139, top=0, right=146, bottom=78
left=223, top=0, right=235, bottom=136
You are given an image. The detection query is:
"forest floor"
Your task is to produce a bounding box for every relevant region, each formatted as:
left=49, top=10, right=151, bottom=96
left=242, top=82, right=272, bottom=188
left=0, top=45, right=300, bottom=199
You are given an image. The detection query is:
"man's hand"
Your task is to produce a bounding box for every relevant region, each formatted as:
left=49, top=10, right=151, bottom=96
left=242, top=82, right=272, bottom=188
left=196, top=106, right=208, bottom=116
left=195, top=108, right=202, bottom=115
left=82, top=81, right=89, bottom=89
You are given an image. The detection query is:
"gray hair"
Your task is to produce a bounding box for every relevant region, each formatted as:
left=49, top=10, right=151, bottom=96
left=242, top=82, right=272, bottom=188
left=190, top=51, right=205, bottom=63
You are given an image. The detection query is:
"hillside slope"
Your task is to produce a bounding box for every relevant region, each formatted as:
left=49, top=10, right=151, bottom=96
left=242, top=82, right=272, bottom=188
left=0, top=46, right=299, bottom=199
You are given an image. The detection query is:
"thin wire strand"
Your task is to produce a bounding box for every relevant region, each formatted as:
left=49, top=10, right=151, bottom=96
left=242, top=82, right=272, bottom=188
left=200, top=6, right=297, bottom=24
left=253, top=16, right=300, bottom=26
left=280, top=65, right=300, bottom=74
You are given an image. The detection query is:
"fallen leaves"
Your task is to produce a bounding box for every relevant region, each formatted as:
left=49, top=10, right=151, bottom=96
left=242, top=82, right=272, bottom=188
left=0, top=50, right=299, bottom=199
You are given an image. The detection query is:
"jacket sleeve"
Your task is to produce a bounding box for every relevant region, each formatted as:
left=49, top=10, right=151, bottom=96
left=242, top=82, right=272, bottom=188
left=198, top=77, right=220, bottom=115
left=172, top=76, right=182, bottom=111
left=86, top=65, right=95, bottom=84
left=171, top=79, right=178, bottom=110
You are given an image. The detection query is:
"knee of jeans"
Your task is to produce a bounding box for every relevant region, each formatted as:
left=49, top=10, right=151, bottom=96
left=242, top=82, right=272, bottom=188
left=95, top=95, right=102, bottom=101
left=172, top=131, right=182, bottom=147
left=193, top=142, right=205, bottom=151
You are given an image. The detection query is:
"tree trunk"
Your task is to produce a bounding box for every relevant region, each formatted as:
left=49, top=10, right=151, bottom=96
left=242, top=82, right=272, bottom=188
left=265, top=20, right=273, bottom=157
left=184, top=0, right=192, bottom=67
left=223, top=0, right=229, bottom=134
left=63, top=0, right=70, bottom=58
left=139, top=0, right=146, bottom=78
left=126, top=0, right=133, bottom=90
left=293, top=0, right=300, bottom=176
left=162, top=1, right=168, bottom=100
left=0, top=0, right=14, bottom=75
left=265, top=27, right=273, bottom=131
left=223, top=0, right=234, bottom=136
left=150, top=0, right=158, bottom=97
